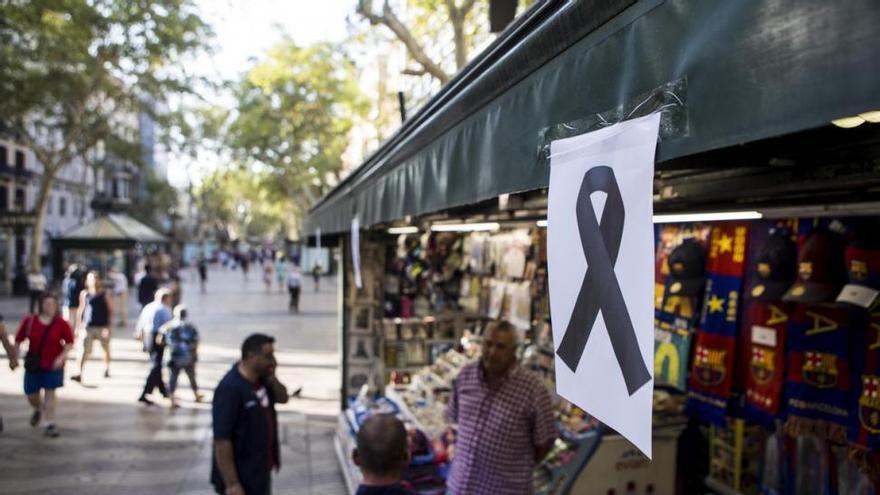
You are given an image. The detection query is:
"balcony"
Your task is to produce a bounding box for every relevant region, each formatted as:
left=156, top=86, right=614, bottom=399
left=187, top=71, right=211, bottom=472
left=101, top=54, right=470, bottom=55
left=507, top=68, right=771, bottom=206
left=0, top=163, right=36, bottom=179
left=0, top=210, right=37, bottom=228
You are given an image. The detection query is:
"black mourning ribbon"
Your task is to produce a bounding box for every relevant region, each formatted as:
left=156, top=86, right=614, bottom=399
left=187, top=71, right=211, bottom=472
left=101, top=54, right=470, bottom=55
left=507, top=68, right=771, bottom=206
left=555, top=166, right=651, bottom=396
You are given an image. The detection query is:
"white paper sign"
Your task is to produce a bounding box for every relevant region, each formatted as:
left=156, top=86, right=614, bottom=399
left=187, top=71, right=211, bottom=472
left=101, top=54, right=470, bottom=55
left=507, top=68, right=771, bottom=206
left=351, top=217, right=362, bottom=289
left=548, top=113, right=660, bottom=457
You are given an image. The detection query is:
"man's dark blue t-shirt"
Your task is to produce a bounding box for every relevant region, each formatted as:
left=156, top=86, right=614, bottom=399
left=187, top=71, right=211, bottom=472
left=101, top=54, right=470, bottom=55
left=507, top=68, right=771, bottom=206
left=211, top=364, right=280, bottom=495
left=355, top=483, right=414, bottom=495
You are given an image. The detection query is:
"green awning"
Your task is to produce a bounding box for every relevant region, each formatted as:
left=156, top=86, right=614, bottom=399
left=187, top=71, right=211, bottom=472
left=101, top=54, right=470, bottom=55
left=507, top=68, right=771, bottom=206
left=56, top=213, right=167, bottom=245
left=308, top=0, right=880, bottom=234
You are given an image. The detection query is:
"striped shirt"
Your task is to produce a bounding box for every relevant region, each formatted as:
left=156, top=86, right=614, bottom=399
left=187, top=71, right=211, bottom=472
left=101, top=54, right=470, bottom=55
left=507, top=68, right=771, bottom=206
left=446, top=362, right=557, bottom=495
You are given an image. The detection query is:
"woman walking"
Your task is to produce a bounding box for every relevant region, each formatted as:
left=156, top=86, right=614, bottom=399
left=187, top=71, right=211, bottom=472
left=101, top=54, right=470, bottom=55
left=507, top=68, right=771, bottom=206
left=287, top=263, right=303, bottom=313
left=14, top=293, right=75, bottom=437
left=72, top=271, right=114, bottom=382
left=262, top=261, right=274, bottom=292
left=274, top=255, right=287, bottom=293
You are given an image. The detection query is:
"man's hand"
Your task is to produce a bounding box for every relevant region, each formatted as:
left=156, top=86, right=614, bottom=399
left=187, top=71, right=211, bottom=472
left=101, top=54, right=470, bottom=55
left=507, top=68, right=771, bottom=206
left=8, top=356, right=18, bottom=371
left=225, top=483, right=245, bottom=495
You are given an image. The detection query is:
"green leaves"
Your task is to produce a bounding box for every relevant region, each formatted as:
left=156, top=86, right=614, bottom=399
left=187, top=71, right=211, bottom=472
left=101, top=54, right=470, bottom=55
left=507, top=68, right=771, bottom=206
left=0, top=0, right=210, bottom=270
left=223, top=39, right=366, bottom=215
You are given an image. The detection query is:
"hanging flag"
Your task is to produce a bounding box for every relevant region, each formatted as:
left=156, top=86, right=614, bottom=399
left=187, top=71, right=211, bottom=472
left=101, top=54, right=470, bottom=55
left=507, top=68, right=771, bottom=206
left=848, top=311, right=880, bottom=480
left=352, top=217, right=362, bottom=289
left=686, top=223, right=749, bottom=426
left=547, top=113, right=660, bottom=457
left=783, top=304, right=852, bottom=442
left=743, top=300, right=791, bottom=427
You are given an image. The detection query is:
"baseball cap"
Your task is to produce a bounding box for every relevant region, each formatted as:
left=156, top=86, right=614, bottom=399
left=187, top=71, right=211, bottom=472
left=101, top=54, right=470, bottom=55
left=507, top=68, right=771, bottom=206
left=782, top=230, right=846, bottom=304
left=748, top=229, right=797, bottom=301
left=666, top=238, right=707, bottom=296
left=836, top=222, right=880, bottom=308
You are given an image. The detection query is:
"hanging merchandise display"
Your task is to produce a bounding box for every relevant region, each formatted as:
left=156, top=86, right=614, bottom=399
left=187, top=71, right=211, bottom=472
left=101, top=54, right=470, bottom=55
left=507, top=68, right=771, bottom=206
left=686, top=223, right=749, bottom=426
left=547, top=114, right=660, bottom=457
left=308, top=3, right=880, bottom=492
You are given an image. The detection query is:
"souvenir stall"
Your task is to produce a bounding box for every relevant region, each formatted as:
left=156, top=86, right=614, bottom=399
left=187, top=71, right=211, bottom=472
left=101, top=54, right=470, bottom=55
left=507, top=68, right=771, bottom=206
left=306, top=1, right=880, bottom=494
left=333, top=221, right=683, bottom=495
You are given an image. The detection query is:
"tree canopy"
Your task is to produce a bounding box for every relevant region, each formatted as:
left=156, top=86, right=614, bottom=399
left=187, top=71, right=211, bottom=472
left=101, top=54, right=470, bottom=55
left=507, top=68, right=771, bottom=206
left=0, top=0, right=210, bottom=270
left=221, top=39, right=367, bottom=228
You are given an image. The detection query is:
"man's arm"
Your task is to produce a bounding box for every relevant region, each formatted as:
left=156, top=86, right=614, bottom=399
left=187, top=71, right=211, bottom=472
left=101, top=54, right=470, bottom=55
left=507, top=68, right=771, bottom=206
left=531, top=382, right=559, bottom=463
left=267, top=374, right=289, bottom=404
left=213, top=439, right=244, bottom=495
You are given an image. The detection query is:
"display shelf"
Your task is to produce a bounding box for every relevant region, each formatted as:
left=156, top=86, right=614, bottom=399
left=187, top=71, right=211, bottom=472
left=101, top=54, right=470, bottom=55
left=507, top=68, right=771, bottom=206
left=535, top=427, right=603, bottom=495
left=704, top=476, right=746, bottom=495
left=384, top=387, right=430, bottom=434
left=334, top=432, right=362, bottom=495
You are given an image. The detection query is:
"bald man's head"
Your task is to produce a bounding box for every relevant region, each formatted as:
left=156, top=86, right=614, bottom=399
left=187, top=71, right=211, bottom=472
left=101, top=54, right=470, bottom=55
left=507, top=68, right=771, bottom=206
left=354, top=414, right=409, bottom=478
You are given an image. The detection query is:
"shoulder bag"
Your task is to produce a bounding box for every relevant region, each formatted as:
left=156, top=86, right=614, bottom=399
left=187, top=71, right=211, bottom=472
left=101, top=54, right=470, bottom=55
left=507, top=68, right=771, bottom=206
left=24, top=316, right=51, bottom=373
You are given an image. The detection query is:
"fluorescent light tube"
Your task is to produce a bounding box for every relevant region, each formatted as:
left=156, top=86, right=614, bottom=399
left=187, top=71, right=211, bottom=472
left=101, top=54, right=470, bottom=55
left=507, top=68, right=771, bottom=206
left=831, top=116, right=865, bottom=128
left=652, top=211, right=762, bottom=223
left=536, top=220, right=548, bottom=227
left=431, top=222, right=500, bottom=232
left=387, top=226, right=419, bottom=234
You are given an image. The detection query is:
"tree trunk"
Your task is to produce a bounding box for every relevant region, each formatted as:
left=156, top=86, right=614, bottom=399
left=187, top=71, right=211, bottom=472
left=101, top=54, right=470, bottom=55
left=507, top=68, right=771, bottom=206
left=451, top=12, right=467, bottom=69
left=28, top=165, right=57, bottom=273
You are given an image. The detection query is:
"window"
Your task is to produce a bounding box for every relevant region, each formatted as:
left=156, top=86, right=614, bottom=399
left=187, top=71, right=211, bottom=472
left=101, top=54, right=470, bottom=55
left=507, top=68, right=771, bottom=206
left=0, top=145, right=7, bottom=167
left=47, top=194, right=53, bottom=214
left=14, top=188, right=25, bottom=211
left=0, top=185, right=7, bottom=211
left=14, top=151, right=25, bottom=171
left=59, top=196, right=67, bottom=217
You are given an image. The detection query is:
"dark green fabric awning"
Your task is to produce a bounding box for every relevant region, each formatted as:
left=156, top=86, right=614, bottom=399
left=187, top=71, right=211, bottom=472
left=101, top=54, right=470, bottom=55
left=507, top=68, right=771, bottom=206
left=307, top=0, right=880, bottom=234
left=54, top=213, right=168, bottom=247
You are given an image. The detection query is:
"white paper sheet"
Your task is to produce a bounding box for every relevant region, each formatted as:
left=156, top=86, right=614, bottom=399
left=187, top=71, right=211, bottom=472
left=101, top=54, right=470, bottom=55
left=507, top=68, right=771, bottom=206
left=351, top=217, right=362, bottom=289
left=547, top=113, right=660, bottom=457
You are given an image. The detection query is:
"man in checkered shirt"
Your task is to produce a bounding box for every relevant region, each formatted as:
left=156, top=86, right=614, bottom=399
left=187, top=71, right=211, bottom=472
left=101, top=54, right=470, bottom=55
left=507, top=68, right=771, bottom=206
left=446, top=320, right=557, bottom=494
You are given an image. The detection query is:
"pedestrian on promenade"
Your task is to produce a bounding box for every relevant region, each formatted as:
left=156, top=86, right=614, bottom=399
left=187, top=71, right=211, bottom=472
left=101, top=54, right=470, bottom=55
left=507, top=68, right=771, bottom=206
left=240, top=255, right=250, bottom=282
left=198, top=255, right=208, bottom=294
left=72, top=271, right=114, bottom=382
left=109, top=267, right=128, bottom=327
left=0, top=314, right=21, bottom=434
left=137, top=288, right=173, bottom=405
left=160, top=305, right=204, bottom=409
left=212, top=333, right=289, bottom=495
left=262, top=261, right=274, bottom=292
left=14, top=293, right=75, bottom=438
left=312, top=263, right=321, bottom=292
left=137, top=264, right=159, bottom=309
left=353, top=414, right=415, bottom=495
left=274, top=255, right=286, bottom=293
left=169, top=272, right=183, bottom=307
left=286, top=263, right=302, bottom=313
left=61, top=264, right=84, bottom=322
left=27, top=268, right=47, bottom=314
left=445, top=320, right=557, bottom=494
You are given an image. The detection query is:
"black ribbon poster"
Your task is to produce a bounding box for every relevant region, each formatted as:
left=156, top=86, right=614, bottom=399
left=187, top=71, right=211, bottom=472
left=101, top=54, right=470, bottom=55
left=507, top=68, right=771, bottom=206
left=555, top=166, right=652, bottom=396
left=547, top=113, right=660, bottom=457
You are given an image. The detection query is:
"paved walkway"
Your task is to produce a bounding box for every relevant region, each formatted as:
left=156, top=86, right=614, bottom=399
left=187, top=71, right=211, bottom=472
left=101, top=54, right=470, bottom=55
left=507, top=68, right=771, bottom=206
left=0, top=266, right=346, bottom=494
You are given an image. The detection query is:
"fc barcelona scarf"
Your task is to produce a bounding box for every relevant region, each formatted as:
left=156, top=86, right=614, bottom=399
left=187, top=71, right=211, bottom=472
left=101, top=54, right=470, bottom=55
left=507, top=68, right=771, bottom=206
left=743, top=300, right=791, bottom=428
left=849, top=311, right=880, bottom=480
left=687, top=223, right=749, bottom=426
left=655, top=306, right=695, bottom=391
left=783, top=304, right=852, bottom=443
